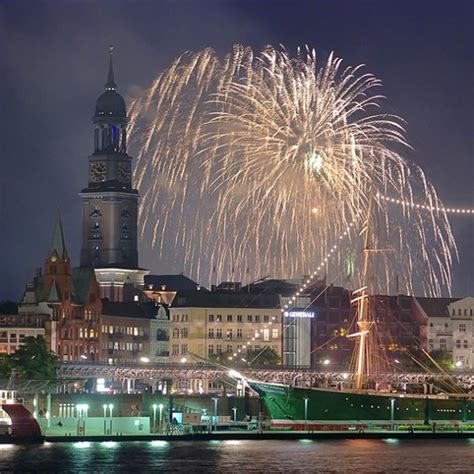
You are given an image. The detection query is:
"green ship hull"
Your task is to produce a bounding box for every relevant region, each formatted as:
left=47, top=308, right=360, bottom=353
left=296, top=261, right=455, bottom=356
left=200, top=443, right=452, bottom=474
left=250, top=381, right=474, bottom=427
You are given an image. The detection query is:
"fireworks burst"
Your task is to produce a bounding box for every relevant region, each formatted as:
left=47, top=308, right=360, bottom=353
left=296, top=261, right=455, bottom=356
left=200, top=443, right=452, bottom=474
left=129, top=45, right=456, bottom=297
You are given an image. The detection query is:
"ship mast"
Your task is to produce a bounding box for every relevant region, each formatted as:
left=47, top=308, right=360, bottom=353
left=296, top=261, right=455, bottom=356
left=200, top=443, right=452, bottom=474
left=350, top=193, right=375, bottom=390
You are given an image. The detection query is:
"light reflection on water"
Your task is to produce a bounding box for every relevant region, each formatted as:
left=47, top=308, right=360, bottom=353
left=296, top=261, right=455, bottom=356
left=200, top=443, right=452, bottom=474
left=0, top=439, right=472, bottom=473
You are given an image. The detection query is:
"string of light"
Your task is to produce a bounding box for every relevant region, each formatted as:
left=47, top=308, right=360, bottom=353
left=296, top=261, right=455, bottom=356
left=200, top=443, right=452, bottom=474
left=280, top=220, right=357, bottom=313
left=378, top=194, right=473, bottom=215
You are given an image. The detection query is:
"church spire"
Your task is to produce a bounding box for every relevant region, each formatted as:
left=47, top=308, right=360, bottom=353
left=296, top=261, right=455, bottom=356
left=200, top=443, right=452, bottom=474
left=50, top=211, right=68, bottom=260
left=105, top=45, right=117, bottom=91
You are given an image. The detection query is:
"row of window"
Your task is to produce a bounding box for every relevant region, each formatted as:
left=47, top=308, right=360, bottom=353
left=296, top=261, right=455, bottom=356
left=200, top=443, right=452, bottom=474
left=79, top=328, right=96, bottom=339
left=209, top=328, right=238, bottom=339
left=0, top=333, right=28, bottom=342
left=102, top=341, right=144, bottom=352
left=171, top=343, right=188, bottom=355
left=171, top=314, right=189, bottom=322
left=208, top=328, right=279, bottom=340
left=430, top=323, right=470, bottom=332
left=456, top=340, right=470, bottom=349
left=207, top=344, right=271, bottom=356
left=208, top=314, right=276, bottom=323
left=60, top=345, right=99, bottom=356
left=101, top=325, right=147, bottom=337
left=452, top=309, right=474, bottom=316
left=60, top=309, right=99, bottom=321
left=63, top=327, right=97, bottom=340
left=172, top=328, right=188, bottom=338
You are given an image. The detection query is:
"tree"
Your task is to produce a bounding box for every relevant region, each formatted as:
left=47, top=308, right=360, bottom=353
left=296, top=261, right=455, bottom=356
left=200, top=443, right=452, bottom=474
left=0, top=355, right=12, bottom=379
left=9, top=336, right=59, bottom=380
left=246, top=347, right=280, bottom=366
left=209, top=346, right=281, bottom=367
left=427, top=350, right=454, bottom=371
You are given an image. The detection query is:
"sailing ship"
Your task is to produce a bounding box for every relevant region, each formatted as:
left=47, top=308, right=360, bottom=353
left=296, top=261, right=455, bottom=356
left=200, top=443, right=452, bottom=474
left=248, top=198, right=474, bottom=429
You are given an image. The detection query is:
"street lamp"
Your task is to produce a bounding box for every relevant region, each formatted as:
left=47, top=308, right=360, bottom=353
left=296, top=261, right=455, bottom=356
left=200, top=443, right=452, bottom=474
left=108, top=403, right=114, bottom=434
left=76, top=404, right=89, bottom=436
left=211, top=397, right=219, bottom=432
left=152, top=404, right=158, bottom=433
left=390, top=398, right=395, bottom=427
left=303, top=397, right=309, bottom=432
left=103, top=403, right=108, bottom=434
left=159, top=403, right=164, bottom=433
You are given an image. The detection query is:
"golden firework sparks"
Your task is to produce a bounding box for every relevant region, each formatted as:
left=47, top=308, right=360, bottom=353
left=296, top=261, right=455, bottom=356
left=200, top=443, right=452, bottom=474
left=129, top=45, right=456, bottom=297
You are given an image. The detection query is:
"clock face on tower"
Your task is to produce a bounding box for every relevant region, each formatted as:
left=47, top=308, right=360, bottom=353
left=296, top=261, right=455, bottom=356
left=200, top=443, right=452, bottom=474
left=90, top=162, right=106, bottom=182
left=117, top=162, right=131, bottom=183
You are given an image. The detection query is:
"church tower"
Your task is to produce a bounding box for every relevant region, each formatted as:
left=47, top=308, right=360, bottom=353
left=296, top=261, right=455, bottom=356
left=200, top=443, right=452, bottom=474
left=80, top=48, right=148, bottom=301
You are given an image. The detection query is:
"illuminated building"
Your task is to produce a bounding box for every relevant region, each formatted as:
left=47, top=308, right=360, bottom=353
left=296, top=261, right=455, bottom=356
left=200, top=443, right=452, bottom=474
left=420, top=296, right=474, bottom=368
left=168, top=288, right=282, bottom=368
left=100, top=302, right=154, bottom=365
left=0, top=314, right=46, bottom=355
left=18, top=214, right=102, bottom=361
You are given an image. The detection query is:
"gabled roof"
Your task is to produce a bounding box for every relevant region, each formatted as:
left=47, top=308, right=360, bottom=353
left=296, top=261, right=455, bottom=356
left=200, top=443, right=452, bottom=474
left=46, top=280, right=60, bottom=303
left=415, top=296, right=461, bottom=317
left=49, top=212, right=68, bottom=260
left=72, top=267, right=95, bottom=305
left=102, top=301, right=157, bottom=319
left=145, top=274, right=205, bottom=291
left=171, top=289, right=280, bottom=309
left=242, top=279, right=299, bottom=296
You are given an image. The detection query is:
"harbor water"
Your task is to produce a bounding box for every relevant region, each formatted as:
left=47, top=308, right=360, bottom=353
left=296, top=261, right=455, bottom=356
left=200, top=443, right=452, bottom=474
left=0, top=438, right=473, bottom=472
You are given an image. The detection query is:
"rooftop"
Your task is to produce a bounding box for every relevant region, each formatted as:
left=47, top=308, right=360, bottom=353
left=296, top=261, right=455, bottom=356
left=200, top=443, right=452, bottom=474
left=415, top=297, right=461, bottom=317
left=145, top=274, right=205, bottom=292
left=102, top=301, right=157, bottom=319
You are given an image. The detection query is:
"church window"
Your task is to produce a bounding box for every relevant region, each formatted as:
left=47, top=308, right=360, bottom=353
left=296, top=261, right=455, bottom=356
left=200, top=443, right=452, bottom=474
left=94, top=221, right=100, bottom=229
left=51, top=265, right=56, bottom=274
left=122, top=222, right=128, bottom=229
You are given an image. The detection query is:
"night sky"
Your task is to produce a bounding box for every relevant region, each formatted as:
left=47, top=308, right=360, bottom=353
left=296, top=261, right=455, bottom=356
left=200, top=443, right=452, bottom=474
left=0, top=0, right=472, bottom=300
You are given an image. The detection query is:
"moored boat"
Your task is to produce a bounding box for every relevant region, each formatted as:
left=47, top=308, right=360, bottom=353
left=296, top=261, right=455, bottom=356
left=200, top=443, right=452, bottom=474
left=249, top=381, right=474, bottom=428
left=249, top=195, right=474, bottom=430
